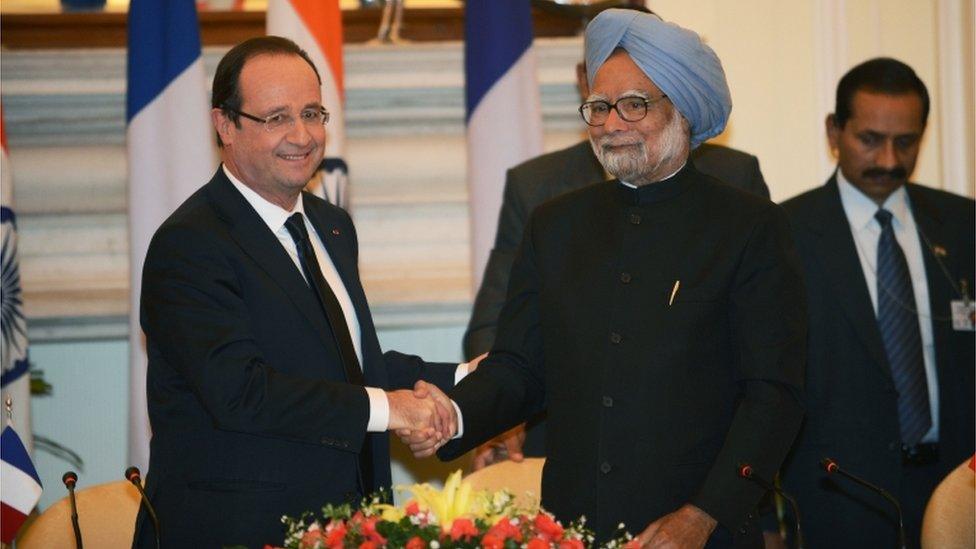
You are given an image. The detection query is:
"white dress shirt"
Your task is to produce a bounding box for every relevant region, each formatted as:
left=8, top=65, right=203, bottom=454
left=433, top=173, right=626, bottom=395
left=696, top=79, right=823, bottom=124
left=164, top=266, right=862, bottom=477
left=837, top=170, right=939, bottom=442
left=224, top=165, right=391, bottom=431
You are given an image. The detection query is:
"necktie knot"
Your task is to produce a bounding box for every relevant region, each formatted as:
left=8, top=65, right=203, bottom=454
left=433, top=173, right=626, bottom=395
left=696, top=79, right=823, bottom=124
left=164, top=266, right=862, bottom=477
left=874, top=208, right=894, bottom=229
left=285, top=212, right=308, bottom=244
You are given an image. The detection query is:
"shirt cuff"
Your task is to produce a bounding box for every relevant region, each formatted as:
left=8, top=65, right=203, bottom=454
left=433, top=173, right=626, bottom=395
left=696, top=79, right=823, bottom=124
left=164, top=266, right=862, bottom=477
left=454, top=362, right=469, bottom=385
left=451, top=400, right=464, bottom=439
left=365, top=386, right=389, bottom=432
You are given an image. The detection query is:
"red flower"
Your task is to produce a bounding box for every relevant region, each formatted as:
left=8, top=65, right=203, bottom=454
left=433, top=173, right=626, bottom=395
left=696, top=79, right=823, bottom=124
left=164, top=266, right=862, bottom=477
left=300, top=527, right=327, bottom=548
left=406, top=501, right=421, bottom=516
left=323, top=522, right=348, bottom=549
left=359, top=542, right=377, bottom=549
left=359, top=516, right=387, bottom=545
left=559, top=539, right=585, bottom=549
left=527, top=537, right=552, bottom=549
left=533, top=513, right=564, bottom=541
left=406, top=536, right=426, bottom=549
left=488, top=517, right=523, bottom=542
left=450, top=518, right=479, bottom=542
left=481, top=533, right=505, bottom=549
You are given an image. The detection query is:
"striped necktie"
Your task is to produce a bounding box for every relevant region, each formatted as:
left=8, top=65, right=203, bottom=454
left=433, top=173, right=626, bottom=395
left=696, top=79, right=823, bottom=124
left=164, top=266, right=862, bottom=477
left=875, top=208, right=930, bottom=445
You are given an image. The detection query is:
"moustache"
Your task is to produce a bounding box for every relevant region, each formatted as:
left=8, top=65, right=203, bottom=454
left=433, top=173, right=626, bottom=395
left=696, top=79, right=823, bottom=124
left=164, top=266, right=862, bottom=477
left=861, top=167, right=907, bottom=180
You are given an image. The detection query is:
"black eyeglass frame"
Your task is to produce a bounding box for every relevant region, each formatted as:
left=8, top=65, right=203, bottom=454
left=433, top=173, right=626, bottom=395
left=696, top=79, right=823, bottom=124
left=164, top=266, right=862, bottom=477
left=578, top=94, right=668, bottom=127
left=222, top=106, right=330, bottom=131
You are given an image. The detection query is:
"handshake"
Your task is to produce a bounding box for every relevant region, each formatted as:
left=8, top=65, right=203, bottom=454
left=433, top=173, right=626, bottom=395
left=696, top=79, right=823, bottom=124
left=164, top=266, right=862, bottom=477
left=386, top=381, right=457, bottom=458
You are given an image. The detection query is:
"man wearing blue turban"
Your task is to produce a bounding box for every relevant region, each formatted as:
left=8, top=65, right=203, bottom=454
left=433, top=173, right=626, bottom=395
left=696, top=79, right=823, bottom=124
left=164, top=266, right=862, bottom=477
left=420, top=9, right=805, bottom=548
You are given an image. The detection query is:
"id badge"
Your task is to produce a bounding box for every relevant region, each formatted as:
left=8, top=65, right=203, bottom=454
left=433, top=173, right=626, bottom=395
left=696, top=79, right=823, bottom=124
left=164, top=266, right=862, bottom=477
left=950, top=300, right=975, bottom=331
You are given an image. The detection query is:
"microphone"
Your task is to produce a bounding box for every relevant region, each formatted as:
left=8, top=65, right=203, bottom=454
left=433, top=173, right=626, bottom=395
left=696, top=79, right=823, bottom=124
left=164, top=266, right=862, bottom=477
left=61, top=471, right=84, bottom=549
left=737, top=464, right=804, bottom=549
left=821, top=458, right=907, bottom=549
left=125, top=466, right=161, bottom=549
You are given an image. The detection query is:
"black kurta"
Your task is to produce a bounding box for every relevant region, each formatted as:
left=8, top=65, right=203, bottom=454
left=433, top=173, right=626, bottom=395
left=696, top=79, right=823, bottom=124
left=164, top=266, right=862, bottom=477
left=440, top=163, right=806, bottom=544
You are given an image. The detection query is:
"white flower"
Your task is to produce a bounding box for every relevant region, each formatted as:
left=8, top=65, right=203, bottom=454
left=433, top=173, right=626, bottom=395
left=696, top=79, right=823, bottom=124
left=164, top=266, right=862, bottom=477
left=430, top=541, right=440, bottom=549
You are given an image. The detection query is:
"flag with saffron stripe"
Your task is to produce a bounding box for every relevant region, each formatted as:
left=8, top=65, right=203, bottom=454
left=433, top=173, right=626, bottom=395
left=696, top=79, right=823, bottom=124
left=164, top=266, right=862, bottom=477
left=268, top=0, right=350, bottom=209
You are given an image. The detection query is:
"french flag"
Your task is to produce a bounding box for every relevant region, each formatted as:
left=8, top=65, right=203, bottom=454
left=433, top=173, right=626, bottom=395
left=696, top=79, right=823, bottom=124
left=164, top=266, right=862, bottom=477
left=0, top=426, right=42, bottom=543
left=268, top=0, right=350, bottom=209
left=126, top=0, right=217, bottom=471
left=465, top=0, right=543, bottom=289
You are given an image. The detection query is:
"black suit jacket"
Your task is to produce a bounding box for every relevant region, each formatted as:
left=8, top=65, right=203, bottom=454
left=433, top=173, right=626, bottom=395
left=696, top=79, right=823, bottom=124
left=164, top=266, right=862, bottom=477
left=464, top=140, right=769, bottom=358
left=440, top=164, right=805, bottom=544
left=133, top=169, right=456, bottom=548
left=779, top=177, right=975, bottom=548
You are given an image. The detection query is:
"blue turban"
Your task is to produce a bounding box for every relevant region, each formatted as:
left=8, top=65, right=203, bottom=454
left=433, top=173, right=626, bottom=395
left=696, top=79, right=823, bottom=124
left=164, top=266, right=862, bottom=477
left=584, top=9, right=731, bottom=147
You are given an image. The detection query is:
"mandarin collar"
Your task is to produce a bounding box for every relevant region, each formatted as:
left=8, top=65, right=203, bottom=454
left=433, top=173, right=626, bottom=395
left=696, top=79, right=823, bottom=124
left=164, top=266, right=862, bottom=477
left=615, top=162, right=695, bottom=206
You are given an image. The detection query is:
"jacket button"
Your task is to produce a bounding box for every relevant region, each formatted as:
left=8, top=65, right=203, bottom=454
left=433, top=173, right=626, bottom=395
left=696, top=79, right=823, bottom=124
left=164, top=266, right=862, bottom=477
left=602, top=396, right=614, bottom=408
left=610, top=332, right=622, bottom=344
left=629, top=213, right=641, bottom=225
left=600, top=462, right=612, bottom=474
left=620, top=272, right=632, bottom=284
left=738, top=527, right=747, bottom=534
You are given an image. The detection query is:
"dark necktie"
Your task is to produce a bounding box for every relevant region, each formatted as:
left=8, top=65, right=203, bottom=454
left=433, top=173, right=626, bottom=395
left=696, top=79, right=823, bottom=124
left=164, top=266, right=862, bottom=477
left=875, top=209, right=931, bottom=445
left=284, top=212, right=374, bottom=493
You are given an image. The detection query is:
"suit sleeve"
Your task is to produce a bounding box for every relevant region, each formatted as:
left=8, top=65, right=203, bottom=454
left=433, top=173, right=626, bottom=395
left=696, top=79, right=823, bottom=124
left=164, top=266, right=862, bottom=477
left=440, top=215, right=548, bottom=460
left=689, top=205, right=806, bottom=530
left=141, top=222, right=371, bottom=451
left=382, top=350, right=458, bottom=394
left=462, top=167, right=533, bottom=359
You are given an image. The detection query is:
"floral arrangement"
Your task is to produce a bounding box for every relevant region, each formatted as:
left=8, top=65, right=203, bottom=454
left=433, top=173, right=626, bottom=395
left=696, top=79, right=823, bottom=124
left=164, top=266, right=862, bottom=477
left=268, top=470, right=636, bottom=549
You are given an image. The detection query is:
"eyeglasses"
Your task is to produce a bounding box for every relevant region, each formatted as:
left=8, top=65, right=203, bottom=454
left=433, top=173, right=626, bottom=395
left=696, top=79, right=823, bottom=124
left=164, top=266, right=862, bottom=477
left=223, top=106, right=330, bottom=132
left=579, top=95, right=668, bottom=126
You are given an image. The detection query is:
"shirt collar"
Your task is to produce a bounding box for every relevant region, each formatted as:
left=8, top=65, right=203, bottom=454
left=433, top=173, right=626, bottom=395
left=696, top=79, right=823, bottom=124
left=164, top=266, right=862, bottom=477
left=223, top=164, right=305, bottom=234
left=836, top=168, right=910, bottom=231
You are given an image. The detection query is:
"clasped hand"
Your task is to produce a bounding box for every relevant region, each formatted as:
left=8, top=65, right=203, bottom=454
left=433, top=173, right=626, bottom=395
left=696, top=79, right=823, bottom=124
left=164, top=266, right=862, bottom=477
left=387, top=381, right=456, bottom=457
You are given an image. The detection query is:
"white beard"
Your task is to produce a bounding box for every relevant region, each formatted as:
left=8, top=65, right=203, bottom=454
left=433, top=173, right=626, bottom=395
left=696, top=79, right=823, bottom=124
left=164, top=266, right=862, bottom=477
left=590, top=111, right=689, bottom=185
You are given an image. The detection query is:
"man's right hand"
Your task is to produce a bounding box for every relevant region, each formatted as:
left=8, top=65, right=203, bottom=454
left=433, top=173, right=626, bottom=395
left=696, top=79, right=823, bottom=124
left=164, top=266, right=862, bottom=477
left=472, top=424, right=526, bottom=470
left=387, top=384, right=447, bottom=437
left=388, top=381, right=457, bottom=457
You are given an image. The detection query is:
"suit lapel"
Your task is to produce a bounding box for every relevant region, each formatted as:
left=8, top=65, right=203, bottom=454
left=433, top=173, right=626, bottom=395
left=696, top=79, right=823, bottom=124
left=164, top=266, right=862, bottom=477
left=204, top=171, right=336, bottom=348
left=806, top=177, right=891, bottom=377
left=906, top=184, right=953, bottom=375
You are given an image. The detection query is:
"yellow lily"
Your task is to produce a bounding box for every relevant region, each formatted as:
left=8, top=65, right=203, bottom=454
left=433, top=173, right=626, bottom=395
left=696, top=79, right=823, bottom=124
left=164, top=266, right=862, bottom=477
left=399, top=470, right=487, bottom=531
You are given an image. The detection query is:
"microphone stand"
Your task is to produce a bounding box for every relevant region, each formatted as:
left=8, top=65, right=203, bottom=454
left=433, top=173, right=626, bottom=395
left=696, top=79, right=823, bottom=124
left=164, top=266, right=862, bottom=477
left=62, top=471, right=84, bottom=549
left=822, top=458, right=907, bottom=549
left=125, top=466, right=161, bottom=549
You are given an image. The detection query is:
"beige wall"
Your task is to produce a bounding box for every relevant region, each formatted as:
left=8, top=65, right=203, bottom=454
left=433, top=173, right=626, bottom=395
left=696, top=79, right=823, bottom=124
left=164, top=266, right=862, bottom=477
left=653, top=0, right=972, bottom=202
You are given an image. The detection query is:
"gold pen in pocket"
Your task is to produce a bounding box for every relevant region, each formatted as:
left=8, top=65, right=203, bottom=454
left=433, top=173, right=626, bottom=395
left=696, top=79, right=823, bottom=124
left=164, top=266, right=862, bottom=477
left=668, top=280, right=681, bottom=306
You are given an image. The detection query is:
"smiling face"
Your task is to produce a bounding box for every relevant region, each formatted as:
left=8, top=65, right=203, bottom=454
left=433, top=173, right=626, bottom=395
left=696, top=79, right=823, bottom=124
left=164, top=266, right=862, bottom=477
left=586, top=49, right=690, bottom=186
left=828, top=90, right=925, bottom=205
left=213, top=53, right=325, bottom=209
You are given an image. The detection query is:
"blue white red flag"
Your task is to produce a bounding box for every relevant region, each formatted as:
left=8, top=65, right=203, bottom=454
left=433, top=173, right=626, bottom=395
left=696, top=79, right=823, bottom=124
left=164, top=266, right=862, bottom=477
left=126, top=0, right=217, bottom=471
left=465, top=0, right=543, bottom=289
left=0, top=426, right=42, bottom=542
left=268, top=0, right=350, bottom=209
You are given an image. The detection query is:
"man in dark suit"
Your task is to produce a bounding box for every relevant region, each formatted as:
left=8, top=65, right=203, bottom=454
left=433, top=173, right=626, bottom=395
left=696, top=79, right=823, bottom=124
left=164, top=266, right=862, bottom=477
left=779, top=57, right=975, bottom=548
left=463, top=19, right=770, bottom=466
left=133, top=37, right=461, bottom=548
left=402, top=10, right=806, bottom=547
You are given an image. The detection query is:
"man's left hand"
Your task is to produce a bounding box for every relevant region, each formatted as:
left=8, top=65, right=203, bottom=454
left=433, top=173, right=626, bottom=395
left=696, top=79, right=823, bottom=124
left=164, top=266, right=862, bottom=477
left=634, top=504, right=717, bottom=548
